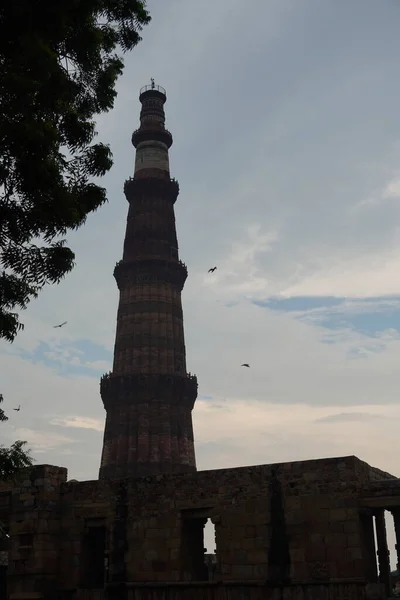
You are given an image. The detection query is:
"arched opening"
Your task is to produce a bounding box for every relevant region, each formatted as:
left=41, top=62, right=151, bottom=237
left=180, top=509, right=218, bottom=582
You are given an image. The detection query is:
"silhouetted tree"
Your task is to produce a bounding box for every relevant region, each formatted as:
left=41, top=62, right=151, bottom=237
left=0, top=394, right=32, bottom=480
left=0, top=0, right=151, bottom=341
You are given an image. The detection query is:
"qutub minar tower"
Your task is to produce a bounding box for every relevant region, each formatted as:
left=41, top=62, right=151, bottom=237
left=99, top=82, right=198, bottom=480
left=1, top=82, right=398, bottom=600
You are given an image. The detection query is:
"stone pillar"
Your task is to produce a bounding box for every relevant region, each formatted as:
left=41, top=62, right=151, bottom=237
left=374, top=509, right=391, bottom=597
left=7, top=465, right=67, bottom=599
left=359, top=508, right=378, bottom=581
left=105, top=481, right=128, bottom=600
left=210, top=514, right=221, bottom=583
left=391, top=508, right=400, bottom=573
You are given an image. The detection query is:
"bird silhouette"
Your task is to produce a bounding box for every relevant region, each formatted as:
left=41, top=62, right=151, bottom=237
left=241, top=363, right=250, bottom=368
left=13, top=405, right=21, bottom=411
left=208, top=267, right=217, bottom=273
left=53, top=321, right=67, bottom=328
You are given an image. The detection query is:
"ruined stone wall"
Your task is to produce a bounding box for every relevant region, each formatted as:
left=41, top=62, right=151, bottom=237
left=353, top=458, right=397, bottom=484
left=3, top=455, right=396, bottom=599
left=7, top=464, right=67, bottom=597
left=117, top=455, right=393, bottom=585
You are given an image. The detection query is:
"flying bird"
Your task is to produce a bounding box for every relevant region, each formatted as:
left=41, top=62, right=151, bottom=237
left=53, top=321, right=67, bottom=328
left=13, top=405, right=21, bottom=411
left=208, top=267, right=217, bottom=273
left=241, top=363, right=250, bottom=368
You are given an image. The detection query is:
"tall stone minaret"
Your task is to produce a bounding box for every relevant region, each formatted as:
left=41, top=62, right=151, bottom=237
left=99, top=82, right=198, bottom=480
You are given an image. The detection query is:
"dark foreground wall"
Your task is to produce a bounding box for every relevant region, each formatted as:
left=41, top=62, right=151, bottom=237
left=77, top=581, right=375, bottom=600
left=0, top=455, right=395, bottom=599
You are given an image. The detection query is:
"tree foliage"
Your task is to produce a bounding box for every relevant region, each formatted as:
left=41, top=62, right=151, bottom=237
left=0, top=0, right=151, bottom=341
left=0, top=394, right=32, bottom=481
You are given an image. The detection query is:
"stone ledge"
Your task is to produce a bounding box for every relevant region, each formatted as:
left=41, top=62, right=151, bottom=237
left=113, top=258, right=188, bottom=291
left=10, top=595, right=44, bottom=600
left=126, top=577, right=367, bottom=587
left=124, top=176, right=179, bottom=203
left=100, top=372, right=198, bottom=411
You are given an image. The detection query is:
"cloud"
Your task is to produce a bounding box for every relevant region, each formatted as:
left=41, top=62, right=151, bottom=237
left=257, top=296, right=400, bottom=341
left=85, top=360, right=111, bottom=372
left=315, top=412, right=386, bottom=424
left=383, top=177, right=400, bottom=199
left=193, top=399, right=400, bottom=476
left=202, top=225, right=280, bottom=298
left=7, top=335, right=113, bottom=379
left=278, top=251, right=400, bottom=298
left=0, top=351, right=104, bottom=478
left=51, top=416, right=104, bottom=432
left=254, top=296, right=344, bottom=312
left=11, top=428, right=75, bottom=452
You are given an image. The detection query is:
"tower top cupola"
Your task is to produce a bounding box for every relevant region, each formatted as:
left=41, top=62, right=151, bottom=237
left=131, top=80, right=173, bottom=180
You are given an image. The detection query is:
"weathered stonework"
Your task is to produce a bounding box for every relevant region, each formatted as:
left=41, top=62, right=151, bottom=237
left=99, top=84, right=197, bottom=481
left=0, top=456, right=398, bottom=599
left=1, top=85, right=398, bottom=600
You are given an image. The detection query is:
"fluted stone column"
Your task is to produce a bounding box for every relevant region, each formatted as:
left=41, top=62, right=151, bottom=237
left=99, top=83, right=198, bottom=480
left=374, top=509, right=391, bottom=597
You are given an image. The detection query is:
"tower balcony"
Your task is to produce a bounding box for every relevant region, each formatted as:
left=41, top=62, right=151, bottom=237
left=139, top=84, right=166, bottom=103
left=100, top=371, right=198, bottom=411
left=131, top=127, right=173, bottom=149
left=113, top=258, right=188, bottom=291
left=124, top=177, right=179, bottom=204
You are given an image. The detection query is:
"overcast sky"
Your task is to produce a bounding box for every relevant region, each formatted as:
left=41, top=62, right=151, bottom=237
left=2, top=0, right=400, bottom=561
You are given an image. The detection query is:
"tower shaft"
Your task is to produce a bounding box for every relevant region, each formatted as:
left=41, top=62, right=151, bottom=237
left=99, top=84, right=197, bottom=480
